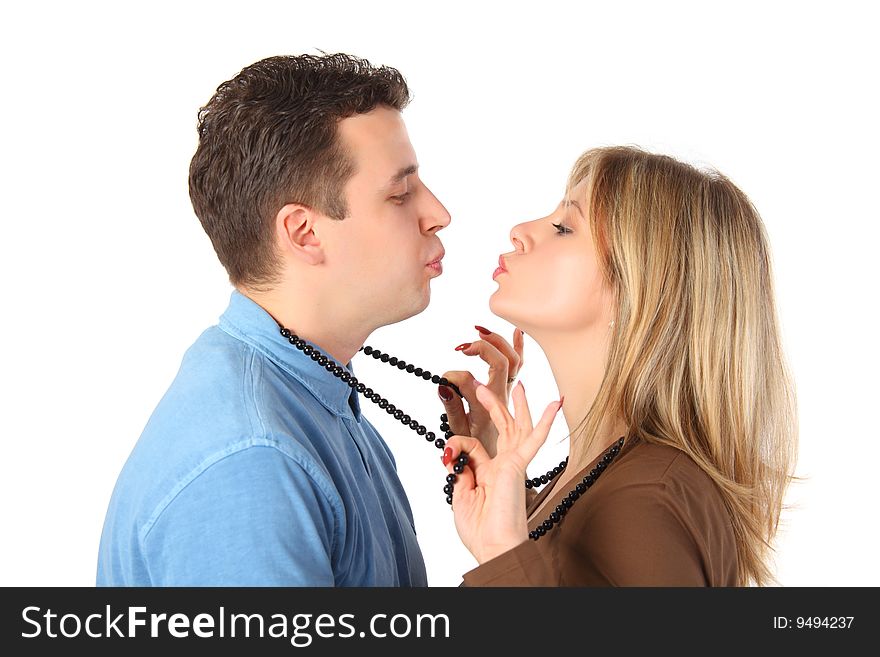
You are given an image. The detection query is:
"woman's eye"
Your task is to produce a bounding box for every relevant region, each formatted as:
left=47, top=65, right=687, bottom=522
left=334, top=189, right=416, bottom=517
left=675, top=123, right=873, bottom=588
left=552, top=222, right=572, bottom=235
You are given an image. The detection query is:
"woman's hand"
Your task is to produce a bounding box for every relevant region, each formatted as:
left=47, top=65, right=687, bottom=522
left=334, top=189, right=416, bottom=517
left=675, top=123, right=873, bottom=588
left=443, top=382, right=563, bottom=564
left=438, top=326, right=524, bottom=458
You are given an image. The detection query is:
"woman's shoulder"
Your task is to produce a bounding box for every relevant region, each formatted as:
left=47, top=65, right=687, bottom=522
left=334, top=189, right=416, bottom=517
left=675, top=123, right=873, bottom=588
left=605, top=436, right=719, bottom=496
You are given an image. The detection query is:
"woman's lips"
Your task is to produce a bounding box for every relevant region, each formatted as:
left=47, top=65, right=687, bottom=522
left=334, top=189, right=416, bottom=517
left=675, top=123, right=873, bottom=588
left=493, top=255, right=508, bottom=280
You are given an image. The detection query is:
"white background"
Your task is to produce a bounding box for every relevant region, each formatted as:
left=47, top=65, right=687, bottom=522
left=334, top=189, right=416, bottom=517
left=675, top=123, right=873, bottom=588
left=1, top=0, right=877, bottom=587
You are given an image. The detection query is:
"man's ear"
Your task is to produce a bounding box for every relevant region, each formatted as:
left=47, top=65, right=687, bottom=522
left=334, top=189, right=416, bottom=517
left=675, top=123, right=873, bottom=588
left=275, top=203, right=325, bottom=265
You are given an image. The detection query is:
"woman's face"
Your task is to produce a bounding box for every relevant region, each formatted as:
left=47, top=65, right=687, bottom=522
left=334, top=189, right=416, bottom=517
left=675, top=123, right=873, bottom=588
left=489, top=180, right=614, bottom=334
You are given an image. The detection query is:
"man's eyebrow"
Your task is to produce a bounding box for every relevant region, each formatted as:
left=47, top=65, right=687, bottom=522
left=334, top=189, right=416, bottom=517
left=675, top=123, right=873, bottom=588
left=387, top=164, right=419, bottom=187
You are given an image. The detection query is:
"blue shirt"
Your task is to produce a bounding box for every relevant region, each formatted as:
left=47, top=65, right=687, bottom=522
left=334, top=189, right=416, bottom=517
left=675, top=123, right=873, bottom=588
left=97, top=291, right=427, bottom=586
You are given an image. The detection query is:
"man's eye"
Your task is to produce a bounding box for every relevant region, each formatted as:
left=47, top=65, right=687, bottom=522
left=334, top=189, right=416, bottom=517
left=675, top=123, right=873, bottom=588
left=390, top=192, right=411, bottom=205
left=552, top=222, right=573, bottom=235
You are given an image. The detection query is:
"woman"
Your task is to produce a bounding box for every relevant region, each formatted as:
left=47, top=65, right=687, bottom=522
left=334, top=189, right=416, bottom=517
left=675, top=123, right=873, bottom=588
left=437, top=146, right=797, bottom=586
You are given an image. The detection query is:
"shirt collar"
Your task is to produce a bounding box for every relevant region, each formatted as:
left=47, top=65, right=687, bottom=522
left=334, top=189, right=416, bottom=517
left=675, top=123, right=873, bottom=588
left=218, top=290, right=362, bottom=419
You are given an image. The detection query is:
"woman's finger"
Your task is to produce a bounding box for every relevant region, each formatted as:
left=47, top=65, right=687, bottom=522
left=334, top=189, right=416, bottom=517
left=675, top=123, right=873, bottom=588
left=513, top=328, right=524, bottom=372
left=522, top=399, right=564, bottom=459
left=475, top=325, right=522, bottom=374
left=473, top=383, right=514, bottom=436
left=438, top=370, right=477, bottom=436
left=510, top=381, right=533, bottom=431
left=455, top=339, right=511, bottom=400
left=443, top=434, right=490, bottom=472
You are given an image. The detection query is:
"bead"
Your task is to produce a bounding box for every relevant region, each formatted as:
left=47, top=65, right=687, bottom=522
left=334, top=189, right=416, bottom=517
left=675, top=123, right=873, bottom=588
left=363, top=346, right=373, bottom=355
left=302, top=345, right=313, bottom=355
left=597, top=461, right=606, bottom=471
left=364, top=388, right=373, bottom=396
left=413, top=367, right=423, bottom=376
left=562, top=498, right=573, bottom=508
left=356, top=383, right=366, bottom=393
left=446, top=474, right=457, bottom=483
left=555, top=505, right=565, bottom=515
left=349, top=377, right=358, bottom=387
left=310, top=352, right=320, bottom=361
left=434, top=439, right=445, bottom=449
left=536, top=526, right=546, bottom=536
left=440, top=413, right=448, bottom=422
left=378, top=399, right=388, bottom=409
left=530, top=478, right=541, bottom=488
left=529, top=531, right=538, bottom=540
left=453, top=463, right=464, bottom=474
left=340, top=372, right=351, bottom=383
left=421, top=372, right=432, bottom=380
left=539, top=474, right=549, bottom=485
left=280, top=328, right=291, bottom=338
left=389, top=357, right=399, bottom=365
left=416, top=425, right=427, bottom=435
left=457, top=454, right=469, bottom=465
left=590, top=468, right=598, bottom=478
left=325, top=362, right=335, bottom=372
left=438, top=378, right=450, bottom=387
left=397, top=361, right=407, bottom=369
left=439, top=423, right=450, bottom=432
left=584, top=475, right=594, bottom=486
left=425, top=431, right=435, bottom=441
left=542, top=520, right=553, bottom=531
left=394, top=410, right=403, bottom=420
left=525, top=480, right=533, bottom=489
left=446, top=495, right=453, bottom=505
left=371, top=393, right=382, bottom=402
left=349, top=379, right=358, bottom=388
left=444, top=432, right=453, bottom=439
left=575, top=482, right=586, bottom=493
left=409, top=419, right=419, bottom=430
left=317, top=355, right=328, bottom=365
left=443, top=484, right=452, bottom=495
left=431, top=375, right=441, bottom=384
left=401, top=414, right=411, bottom=424
left=405, top=365, right=415, bottom=373
left=381, top=354, right=390, bottom=363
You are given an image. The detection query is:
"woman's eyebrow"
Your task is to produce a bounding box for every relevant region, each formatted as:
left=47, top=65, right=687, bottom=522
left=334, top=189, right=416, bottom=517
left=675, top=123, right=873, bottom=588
left=567, top=200, right=584, bottom=217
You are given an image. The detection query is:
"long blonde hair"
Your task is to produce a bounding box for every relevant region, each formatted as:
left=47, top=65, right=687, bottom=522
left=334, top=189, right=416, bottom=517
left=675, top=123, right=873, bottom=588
left=568, top=146, right=798, bottom=586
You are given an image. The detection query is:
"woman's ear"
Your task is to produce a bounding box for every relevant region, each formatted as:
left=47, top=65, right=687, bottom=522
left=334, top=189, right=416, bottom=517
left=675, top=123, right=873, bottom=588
left=275, top=203, right=325, bottom=266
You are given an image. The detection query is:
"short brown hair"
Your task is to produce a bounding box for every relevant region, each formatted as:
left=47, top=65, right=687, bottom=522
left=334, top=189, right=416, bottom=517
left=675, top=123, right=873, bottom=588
left=188, top=53, right=411, bottom=288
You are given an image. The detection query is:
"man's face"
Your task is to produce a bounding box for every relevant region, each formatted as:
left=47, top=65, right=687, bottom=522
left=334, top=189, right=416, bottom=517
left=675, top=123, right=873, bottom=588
left=318, top=106, right=450, bottom=327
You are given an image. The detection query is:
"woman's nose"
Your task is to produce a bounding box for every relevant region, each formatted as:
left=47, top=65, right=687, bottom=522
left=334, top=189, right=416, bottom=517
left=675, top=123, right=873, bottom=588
left=509, top=223, right=528, bottom=252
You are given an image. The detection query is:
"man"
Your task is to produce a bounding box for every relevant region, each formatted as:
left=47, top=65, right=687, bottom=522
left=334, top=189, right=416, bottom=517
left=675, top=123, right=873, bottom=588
left=97, top=53, right=450, bottom=585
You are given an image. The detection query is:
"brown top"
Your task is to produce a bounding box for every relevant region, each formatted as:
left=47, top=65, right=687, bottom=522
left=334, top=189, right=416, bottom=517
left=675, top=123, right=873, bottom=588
left=461, top=437, right=738, bottom=586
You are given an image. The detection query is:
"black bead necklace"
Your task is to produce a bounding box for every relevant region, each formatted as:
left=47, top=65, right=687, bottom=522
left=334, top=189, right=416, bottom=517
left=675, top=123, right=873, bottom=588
left=277, top=326, right=577, bottom=505
left=445, top=436, right=626, bottom=541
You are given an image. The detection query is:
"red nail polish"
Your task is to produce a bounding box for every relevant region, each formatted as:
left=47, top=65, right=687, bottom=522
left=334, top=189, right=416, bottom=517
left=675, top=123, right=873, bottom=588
left=475, top=325, right=491, bottom=335
left=455, top=342, right=472, bottom=351
left=442, top=447, right=453, bottom=465
left=438, top=385, right=453, bottom=402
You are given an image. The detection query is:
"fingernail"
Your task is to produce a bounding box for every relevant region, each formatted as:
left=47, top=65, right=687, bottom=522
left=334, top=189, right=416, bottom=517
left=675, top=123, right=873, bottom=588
left=442, top=447, right=453, bottom=465
left=455, top=342, right=472, bottom=351
left=558, top=396, right=565, bottom=409
left=438, top=385, right=453, bottom=402
left=475, top=325, right=491, bottom=335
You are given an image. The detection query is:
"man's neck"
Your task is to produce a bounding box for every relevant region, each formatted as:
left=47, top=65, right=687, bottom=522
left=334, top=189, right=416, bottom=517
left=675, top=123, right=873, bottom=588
left=239, top=285, right=367, bottom=366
